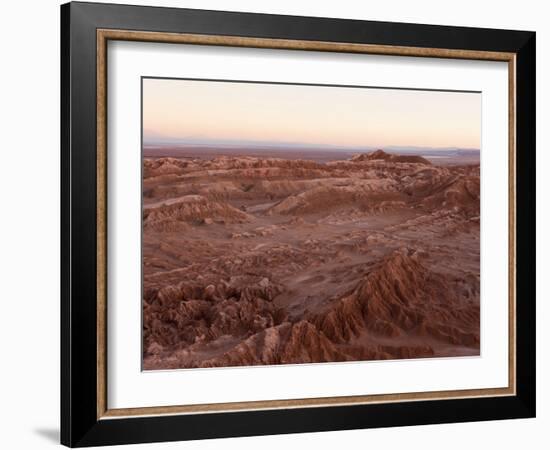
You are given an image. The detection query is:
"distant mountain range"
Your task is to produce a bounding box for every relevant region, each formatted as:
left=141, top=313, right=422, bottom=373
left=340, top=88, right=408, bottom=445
left=143, top=139, right=479, bottom=157
left=383, top=147, right=480, bottom=157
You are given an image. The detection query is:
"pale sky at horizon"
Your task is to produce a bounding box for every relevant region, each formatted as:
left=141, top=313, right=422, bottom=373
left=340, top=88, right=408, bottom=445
left=142, top=78, right=481, bottom=150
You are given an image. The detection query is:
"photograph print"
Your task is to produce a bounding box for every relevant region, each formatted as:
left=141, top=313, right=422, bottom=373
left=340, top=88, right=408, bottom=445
left=141, top=78, right=481, bottom=371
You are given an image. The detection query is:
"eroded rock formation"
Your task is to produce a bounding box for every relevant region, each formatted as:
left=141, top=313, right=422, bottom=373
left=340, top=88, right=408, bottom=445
left=142, top=150, right=480, bottom=369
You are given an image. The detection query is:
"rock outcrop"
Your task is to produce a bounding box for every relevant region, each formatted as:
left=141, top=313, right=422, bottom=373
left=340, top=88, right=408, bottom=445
left=352, top=149, right=432, bottom=165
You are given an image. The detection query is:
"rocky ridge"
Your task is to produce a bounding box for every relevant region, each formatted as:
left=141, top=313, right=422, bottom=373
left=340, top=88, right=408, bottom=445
left=142, top=149, right=480, bottom=369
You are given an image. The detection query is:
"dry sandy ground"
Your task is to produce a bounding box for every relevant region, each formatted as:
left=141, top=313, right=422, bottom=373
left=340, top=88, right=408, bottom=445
left=142, top=150, right=480, bottom=370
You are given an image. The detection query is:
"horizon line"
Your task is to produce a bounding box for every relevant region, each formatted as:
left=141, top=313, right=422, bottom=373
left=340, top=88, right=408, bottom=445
left=142, top=139, right=480, bottom=153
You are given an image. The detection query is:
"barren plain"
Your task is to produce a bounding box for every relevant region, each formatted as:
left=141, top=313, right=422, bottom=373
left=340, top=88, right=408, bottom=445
left=142, top=149, right=480, bottom=370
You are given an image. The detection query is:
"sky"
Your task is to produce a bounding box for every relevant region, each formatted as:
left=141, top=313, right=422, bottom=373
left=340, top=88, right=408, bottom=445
left=142, top=78, right=481, bottom=150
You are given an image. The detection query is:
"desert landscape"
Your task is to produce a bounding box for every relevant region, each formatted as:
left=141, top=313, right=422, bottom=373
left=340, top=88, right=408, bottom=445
left=142, top=148, right=480, bottom=370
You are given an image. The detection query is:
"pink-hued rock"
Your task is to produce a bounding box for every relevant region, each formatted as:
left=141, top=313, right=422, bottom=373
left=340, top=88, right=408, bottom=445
left=142, top=150, right=480, bottom=370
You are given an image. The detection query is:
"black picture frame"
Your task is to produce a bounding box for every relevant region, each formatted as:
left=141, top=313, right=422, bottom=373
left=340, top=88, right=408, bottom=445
left=61, top=1, right=536, bottom=447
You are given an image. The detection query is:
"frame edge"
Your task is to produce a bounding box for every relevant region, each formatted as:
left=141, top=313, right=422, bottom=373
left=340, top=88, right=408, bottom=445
left=60, top=2, right=72, bottom=446
left=61, top=2, right=537, bottom=446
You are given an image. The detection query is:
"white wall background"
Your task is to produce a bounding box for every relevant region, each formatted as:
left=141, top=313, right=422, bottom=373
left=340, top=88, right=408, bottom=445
left=0, top=1, right=546, bottom=448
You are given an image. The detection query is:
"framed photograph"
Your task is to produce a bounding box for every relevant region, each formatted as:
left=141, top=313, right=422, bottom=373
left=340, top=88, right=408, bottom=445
left=61, top=2, right=536, bottom=447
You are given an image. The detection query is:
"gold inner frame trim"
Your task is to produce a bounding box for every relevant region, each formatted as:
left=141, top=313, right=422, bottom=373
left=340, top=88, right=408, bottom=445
left=96, top=28, right=517, bottom=420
